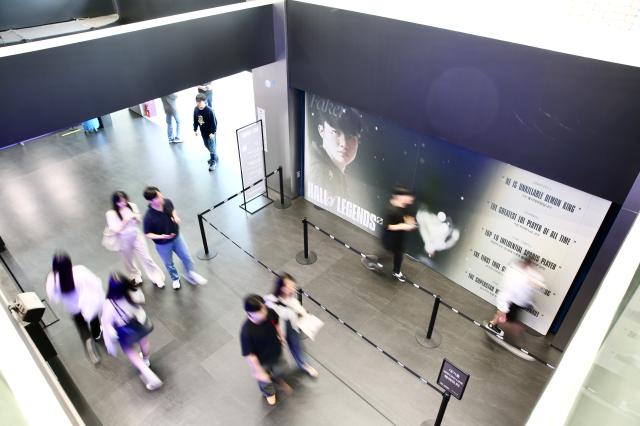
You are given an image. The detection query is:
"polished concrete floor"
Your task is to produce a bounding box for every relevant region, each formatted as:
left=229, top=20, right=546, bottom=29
left=0, top=104, right=561, bottom=425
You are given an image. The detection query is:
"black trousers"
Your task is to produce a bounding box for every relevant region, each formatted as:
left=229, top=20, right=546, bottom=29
left=72, top=313, right=101, bottom=341
left=382, top=234, right=404, bottom=274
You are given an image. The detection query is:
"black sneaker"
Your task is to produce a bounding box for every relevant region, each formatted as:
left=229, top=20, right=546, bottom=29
left=483, top=321, right=505, bottom=337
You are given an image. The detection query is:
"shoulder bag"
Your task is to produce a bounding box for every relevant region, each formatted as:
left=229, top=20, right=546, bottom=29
left=110, top=300, right=153, bottom=347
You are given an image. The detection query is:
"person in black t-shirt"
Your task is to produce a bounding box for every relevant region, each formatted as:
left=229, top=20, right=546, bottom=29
left=365, top=186, right=416, bottom=282
left=193, top=93, right=218, bottom=172
left=240, top=294, right=290, bottom=406
left=142, top=186, right=207, bottom=290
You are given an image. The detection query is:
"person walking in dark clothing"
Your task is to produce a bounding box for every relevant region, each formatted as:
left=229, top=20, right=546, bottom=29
left=161, top=93, right=182, bottom=143
left=142, top=186, right=207, bottom=290
left=240, top=294, right=291, bottom=406
left=193, top=93, right=218, bottom=172
left=365, top=186, right=416, bottom=282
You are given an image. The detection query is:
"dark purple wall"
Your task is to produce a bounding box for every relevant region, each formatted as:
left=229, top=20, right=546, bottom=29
left=115, top=0, right=245, bottom=24
left=0, top=0, right=114, bottom=31
left=287, top=1, right=640, bottom=205
left=0, top=5, right=274, bottom=149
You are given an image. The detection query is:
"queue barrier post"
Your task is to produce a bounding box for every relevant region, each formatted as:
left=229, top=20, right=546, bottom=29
left=296, top=218, right=317, bottom=265
left=421, top=391, right=451, bottom=426
left=196, top=214, right=218, bottom=260
left=273, top=166, right=291, bottom=209
left=416, top=295, right=442, bottom=348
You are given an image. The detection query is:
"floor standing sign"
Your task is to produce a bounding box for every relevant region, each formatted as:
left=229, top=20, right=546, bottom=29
left=437, top=358, right=470, bottom=400
left=236, top=120, right=272, bottom=213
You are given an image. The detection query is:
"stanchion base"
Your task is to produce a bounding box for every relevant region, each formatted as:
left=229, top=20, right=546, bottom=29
left=196, top=250, right=218, bottom=261
left=415, top=330, right=442, bottom=349
left=296, top=251, right=318, bottom=265
left=273, top=198, right=292, bottom=209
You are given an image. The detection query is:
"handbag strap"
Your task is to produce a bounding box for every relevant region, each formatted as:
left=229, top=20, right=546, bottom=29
left=110, top=299, right=129, bottom=323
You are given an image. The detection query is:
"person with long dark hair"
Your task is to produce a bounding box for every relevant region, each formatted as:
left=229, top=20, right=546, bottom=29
left=101, top=272, right=163, bottom=390
left=264, top=273, right=318, bottom=378
left=106, top=191, right=165, bottom=288
left=45, top=252, right=105, bottom=364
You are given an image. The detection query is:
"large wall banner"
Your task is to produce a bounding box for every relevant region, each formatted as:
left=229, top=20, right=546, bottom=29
left=304, top=92, right=611, bottom=334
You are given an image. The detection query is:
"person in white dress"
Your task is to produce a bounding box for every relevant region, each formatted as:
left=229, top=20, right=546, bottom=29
left=106, top=191, right=165, bottom=288
left=45, top=252, right=105, bottom=364
left=101, top=272, right=163, bottom=390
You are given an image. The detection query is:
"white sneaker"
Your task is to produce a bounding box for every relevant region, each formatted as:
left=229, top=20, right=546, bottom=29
left=139, top=352, right=150, bottom=367
left=184, top=271, right=208, bottom=285
left=154, top=281, right=165, bottom=289
left=172, top=279, right=181, bottom=290
left=85, top=339, right=101, bottom=365
left=392, top=272, right=406, bottom=282
left=139, top=373, right=163, bottom=391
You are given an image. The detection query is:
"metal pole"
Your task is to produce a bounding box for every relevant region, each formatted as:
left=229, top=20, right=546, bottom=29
left=196, top=215, right=218, bottom=260
left=278, top=166, right=285, bottom=206
left=296, top=217, right=317, bottom=265
left=434, top=392, right=451, bottom=426
left=303, top=218, right=309, bottom=259
left=198, top=214, right=209, bottom=255
left=427, top=296, right=441, bottom=340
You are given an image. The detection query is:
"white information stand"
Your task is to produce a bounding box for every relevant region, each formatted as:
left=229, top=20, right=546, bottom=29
left=236, top=120, right=272, bottom=213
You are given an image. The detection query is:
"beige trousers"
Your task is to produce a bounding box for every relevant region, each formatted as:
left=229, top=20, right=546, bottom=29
left=118, top=232, right=165, bottom=284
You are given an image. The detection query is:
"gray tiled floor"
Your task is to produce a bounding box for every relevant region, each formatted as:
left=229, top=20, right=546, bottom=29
left=0, top=109, right=560, bottom=425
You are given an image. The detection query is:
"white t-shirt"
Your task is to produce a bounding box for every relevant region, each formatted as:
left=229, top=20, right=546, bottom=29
left=46, top=265, right=105, bottom=320
left=106, top=203, right=141, bottom=239
left=496, top=263, right=544, bottom=313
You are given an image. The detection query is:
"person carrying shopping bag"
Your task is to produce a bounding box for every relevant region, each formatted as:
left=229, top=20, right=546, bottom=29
left=264, top=273, right=320, bottom=378
left=101, top=272, right=163, bottom=391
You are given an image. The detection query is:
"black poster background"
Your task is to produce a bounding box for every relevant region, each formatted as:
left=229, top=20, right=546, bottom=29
left=303, top=92, right=610, bottom=334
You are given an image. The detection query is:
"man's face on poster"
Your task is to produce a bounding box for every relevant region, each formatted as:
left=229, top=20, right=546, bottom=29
left=318, top=120, right=359, bottom=172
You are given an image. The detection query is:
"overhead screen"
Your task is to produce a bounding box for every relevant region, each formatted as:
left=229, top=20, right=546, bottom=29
left=304, top=92, right=610, bottom=334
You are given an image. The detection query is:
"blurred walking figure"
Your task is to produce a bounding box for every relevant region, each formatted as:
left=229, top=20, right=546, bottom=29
left=105, top=191, right=165, bottom=288
left=264, top=273, right=318, bottom=378
left=142, top=186, right=207, bottom=290
left=484, top=256, right=545, bottom=345
left=193, top=93, right=218, bottom=171
left=161, top=93, right=182, bottom=143
left=365, top=186, right=417, bottom=282
left=45, top=252, right=104, bottom=364
left=241, top=294, right=292, bottom=406
left=101, top=273, right=162, bottom=390
left=197, top=82, right=213, bottom=108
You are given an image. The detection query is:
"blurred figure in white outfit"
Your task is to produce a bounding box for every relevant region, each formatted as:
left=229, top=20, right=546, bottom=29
left=106, top=191, right=165, bottom=288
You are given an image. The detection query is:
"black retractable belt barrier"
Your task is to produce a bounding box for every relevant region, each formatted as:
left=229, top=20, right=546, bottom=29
left=200, top=216, right=453, bottom=425
left=197, top=167, right=287, bottom=260
left=303, top=219, right=557, bottom=370
left=416, top=295, right=442, bottom=349
left=296, top=218, right=317, bottom=265
left=273, top=166, right=291, bottom=209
